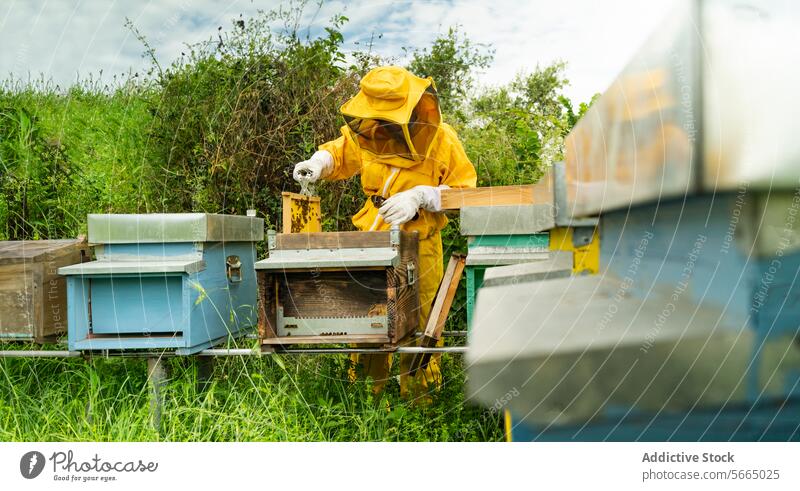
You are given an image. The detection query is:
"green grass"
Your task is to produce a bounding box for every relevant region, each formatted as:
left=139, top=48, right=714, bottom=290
left=0, top=343, right=503, bottom=441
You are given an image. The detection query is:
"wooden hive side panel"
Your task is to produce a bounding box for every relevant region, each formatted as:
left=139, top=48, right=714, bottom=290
left=389, top=231, right=420, bottom=343
left=0, top=262, right=37, bottom=339
left=386, top=267, right=398, bottom=343
left=257, top=271, right=278, bottom=340
left=38, top=246, right=86, bottom=341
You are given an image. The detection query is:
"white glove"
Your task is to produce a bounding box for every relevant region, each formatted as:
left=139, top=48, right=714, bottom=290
left=293, top=150, right=333, bottom=183
left=378, top=185, right=448, bottom=225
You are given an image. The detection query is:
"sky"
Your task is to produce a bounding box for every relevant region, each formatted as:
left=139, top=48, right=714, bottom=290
left=1, top=0, right=678, bottom=104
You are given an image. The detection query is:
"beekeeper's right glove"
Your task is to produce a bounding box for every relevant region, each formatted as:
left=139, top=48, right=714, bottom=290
left=292, top=150, right=333, bottom=183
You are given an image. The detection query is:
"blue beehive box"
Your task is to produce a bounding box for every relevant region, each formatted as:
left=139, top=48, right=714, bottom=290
left=59, top=213, right=263, bottom=354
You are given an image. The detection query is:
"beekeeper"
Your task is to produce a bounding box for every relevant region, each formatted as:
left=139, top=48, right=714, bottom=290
left=293, top=65, right=476, bottom=399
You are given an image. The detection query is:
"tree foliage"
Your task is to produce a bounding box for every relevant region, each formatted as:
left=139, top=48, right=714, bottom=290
left=459, top=61, right=593, bottom=187
left=405, top=26, right=494, bottom=116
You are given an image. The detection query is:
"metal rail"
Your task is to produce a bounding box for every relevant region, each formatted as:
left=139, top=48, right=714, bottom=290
left=241, top=331, right=469, bottom=340
left=270, top=346, right=468, bottom=355
left=0, top=345, right=468, bottom=359
left=0, top=350, right=82, bottom=358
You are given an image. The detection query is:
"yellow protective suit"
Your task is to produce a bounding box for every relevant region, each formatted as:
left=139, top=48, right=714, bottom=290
left=318, top=66, right=476, bottom=400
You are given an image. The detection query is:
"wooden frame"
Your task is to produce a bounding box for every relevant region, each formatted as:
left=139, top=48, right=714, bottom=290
left=440, top=185, right=550, bottom=210
left=281, top=192, right=321, bottom=234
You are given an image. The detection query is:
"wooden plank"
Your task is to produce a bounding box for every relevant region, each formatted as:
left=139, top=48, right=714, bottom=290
left=282, top=195, right=292, bottom=235
left=276, top=266, right=386, bottom=273
left=32, top=264, right=44, bottom=341
left=276, top=231, right=394, bottom=250
left=422, top=255, right=466, bottom=341
left=257, top=272, right=269, bottom=339
left=281, top=192, right=321, bottom=234
left=38, top=248, right=84, bottom=341
left=440, top=185, right=547, bottom=210
left=410, top=254, right=466, bottom=374
left=390, top=230, right=420, bottom=343
left=257, top=273, right=278, bottom=339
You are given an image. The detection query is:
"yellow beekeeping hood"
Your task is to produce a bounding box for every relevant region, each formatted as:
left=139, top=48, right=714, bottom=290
left=341, top=65, right=441, bottom=161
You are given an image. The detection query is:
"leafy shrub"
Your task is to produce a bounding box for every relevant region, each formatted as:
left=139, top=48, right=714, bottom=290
left=139, top=8, right=363, bottom=232
left=406, top=26, right=494, bottom=116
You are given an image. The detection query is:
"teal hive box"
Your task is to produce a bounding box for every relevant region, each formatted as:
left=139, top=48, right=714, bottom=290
left=59, top=213, right=263, bottom=354
left=459, top=204, right=553, bottom=328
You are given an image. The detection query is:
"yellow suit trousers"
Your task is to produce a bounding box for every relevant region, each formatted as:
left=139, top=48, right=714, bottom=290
left=350, top=233, right=444, bottom=400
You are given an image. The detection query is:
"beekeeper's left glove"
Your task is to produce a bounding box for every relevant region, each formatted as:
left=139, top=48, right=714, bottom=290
left=377, top=185, right=449, bottom=225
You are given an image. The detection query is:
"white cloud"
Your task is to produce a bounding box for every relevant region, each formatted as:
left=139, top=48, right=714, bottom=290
left=1, top=0, right=678, bottom=101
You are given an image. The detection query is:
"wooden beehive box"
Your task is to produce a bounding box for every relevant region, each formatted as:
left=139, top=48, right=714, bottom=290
left=0, top=239, right=88, bottom=342
left=59, top=214, right=263, bottom=354
left=255, top=230, right=419, bottom=348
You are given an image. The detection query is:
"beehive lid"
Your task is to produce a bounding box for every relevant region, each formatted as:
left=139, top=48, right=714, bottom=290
left=480, top=251, right=573, bottom=286
left=460, top=204, right=556, bottom=236
left=59, top=258, right=206, bottom=275
left=467, top=272, right=753, bottom=427
left=0, top=239, right=85, bottom=265
left=255, top=247, right=398, bottom=270
left=87, top=213, right=264, bottom=244
left=464, top=233, right=550, bottom=266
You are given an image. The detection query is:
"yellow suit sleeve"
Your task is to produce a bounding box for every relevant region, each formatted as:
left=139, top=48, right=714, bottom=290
left=438, top=124, right=477, bottom=189
left=318, top=126, right=362, bottom=181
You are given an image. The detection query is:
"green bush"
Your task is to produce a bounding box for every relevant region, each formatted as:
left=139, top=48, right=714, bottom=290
left=139, top=10, right=364, bottom=232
